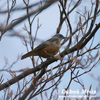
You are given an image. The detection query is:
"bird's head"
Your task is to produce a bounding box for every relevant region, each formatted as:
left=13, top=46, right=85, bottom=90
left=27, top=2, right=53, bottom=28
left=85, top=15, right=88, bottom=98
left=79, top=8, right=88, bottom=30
left=53, top=34, right=65, bottom=40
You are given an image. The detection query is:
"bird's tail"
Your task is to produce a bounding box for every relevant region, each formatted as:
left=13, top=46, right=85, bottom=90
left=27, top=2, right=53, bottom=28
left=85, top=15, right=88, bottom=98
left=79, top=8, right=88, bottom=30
left=21, top=51, right=36, bottom=60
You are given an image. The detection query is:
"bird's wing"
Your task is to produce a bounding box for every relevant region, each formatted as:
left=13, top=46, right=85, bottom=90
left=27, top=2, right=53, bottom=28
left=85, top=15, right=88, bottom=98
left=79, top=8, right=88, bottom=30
left=33, top=38, right=59, bottom=51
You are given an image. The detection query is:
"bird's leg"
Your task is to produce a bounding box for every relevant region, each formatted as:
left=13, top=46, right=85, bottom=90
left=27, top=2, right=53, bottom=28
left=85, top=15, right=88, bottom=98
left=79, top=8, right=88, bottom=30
left=58, top=50, right=60, bottom=54
left=56, top=50, right=62, bottom=60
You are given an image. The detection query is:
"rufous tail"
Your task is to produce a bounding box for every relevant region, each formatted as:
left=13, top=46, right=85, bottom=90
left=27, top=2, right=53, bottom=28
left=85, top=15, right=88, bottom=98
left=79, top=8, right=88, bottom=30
left=21, top=51, right=36, bottom=60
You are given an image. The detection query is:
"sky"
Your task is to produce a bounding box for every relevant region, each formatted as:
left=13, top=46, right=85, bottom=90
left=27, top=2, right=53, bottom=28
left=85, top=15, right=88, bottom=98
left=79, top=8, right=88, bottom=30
left=0, top=0, right=100, bottom=99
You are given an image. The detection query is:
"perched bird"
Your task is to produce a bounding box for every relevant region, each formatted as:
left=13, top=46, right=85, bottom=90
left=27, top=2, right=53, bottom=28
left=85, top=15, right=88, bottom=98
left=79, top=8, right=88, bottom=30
left=21, top=34, right=65, bottom=60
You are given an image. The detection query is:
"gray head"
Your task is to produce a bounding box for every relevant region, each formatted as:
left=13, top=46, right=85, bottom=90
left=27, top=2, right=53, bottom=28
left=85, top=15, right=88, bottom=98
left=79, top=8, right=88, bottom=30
left=53, top=34, right=65, bottom=40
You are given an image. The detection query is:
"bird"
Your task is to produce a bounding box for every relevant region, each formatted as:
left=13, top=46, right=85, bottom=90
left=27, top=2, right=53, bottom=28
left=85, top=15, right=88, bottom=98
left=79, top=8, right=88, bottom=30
left=21, top=34, right=65, bottom=60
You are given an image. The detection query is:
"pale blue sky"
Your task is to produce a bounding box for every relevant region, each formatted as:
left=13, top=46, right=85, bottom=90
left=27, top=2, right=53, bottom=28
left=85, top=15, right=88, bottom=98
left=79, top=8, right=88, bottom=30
left=0, top=0, right=100, bottom=99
